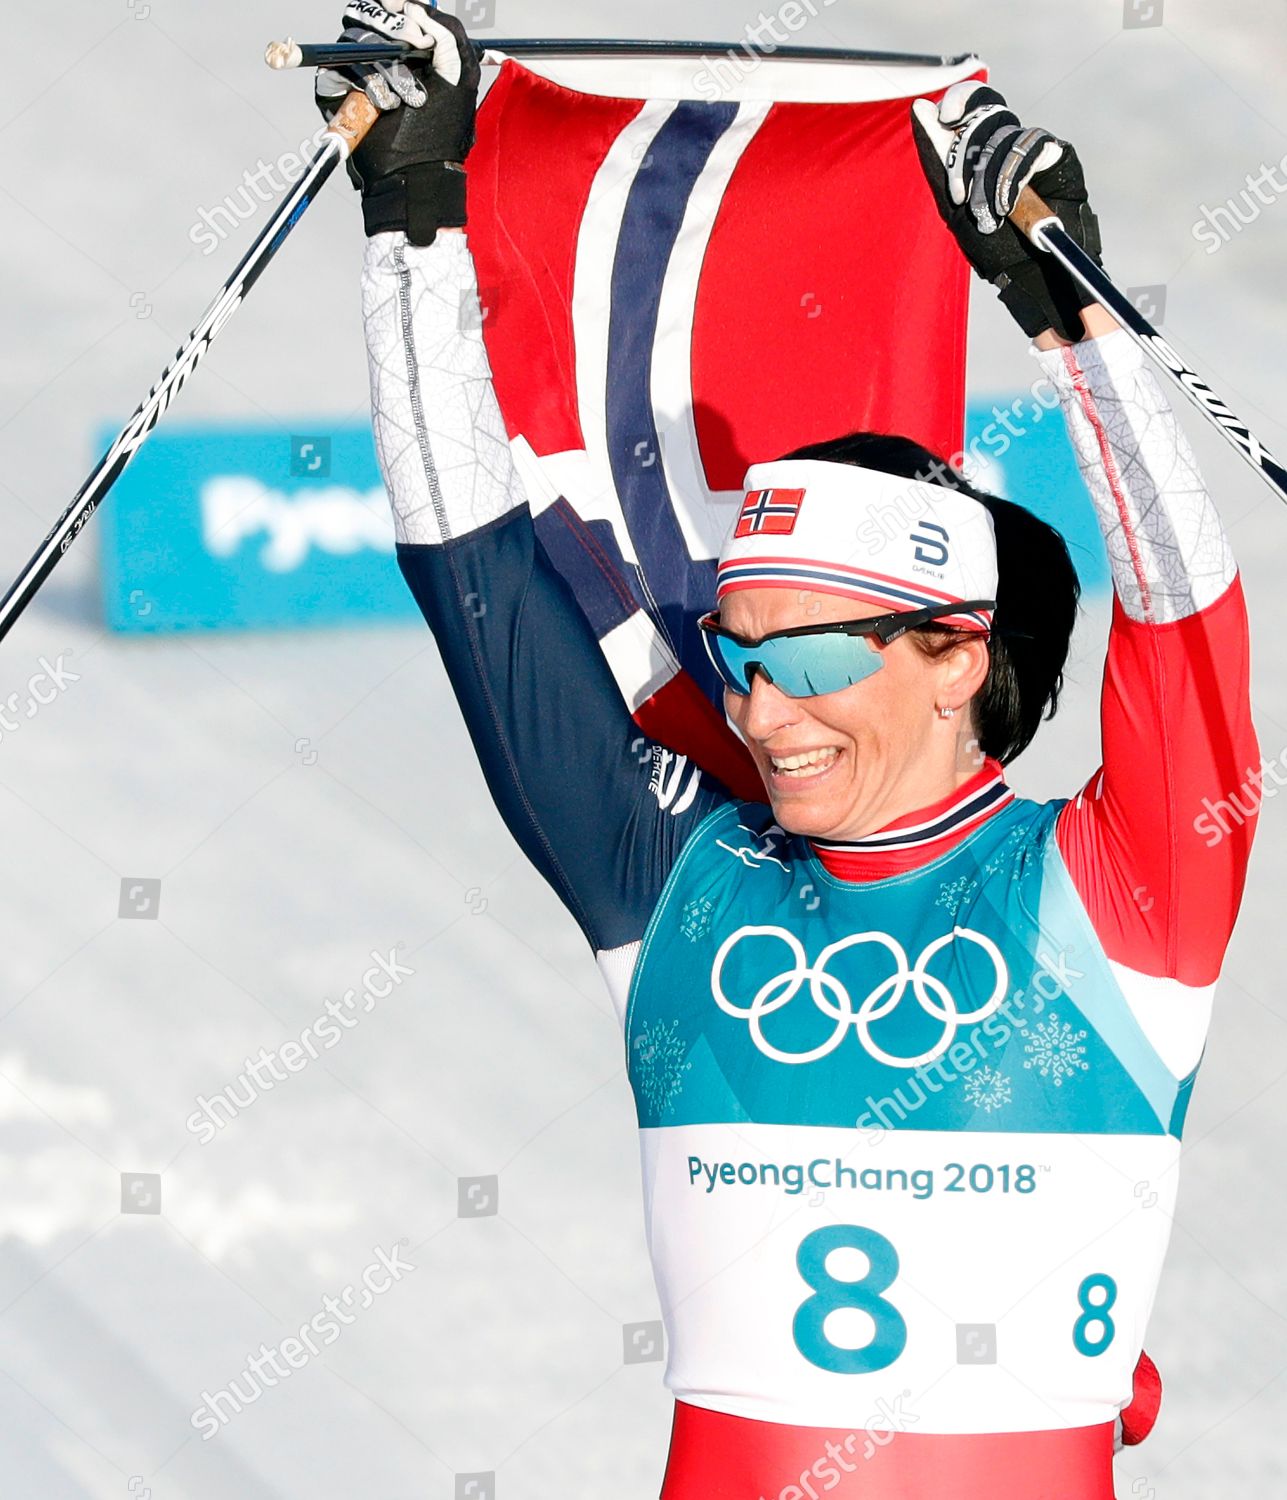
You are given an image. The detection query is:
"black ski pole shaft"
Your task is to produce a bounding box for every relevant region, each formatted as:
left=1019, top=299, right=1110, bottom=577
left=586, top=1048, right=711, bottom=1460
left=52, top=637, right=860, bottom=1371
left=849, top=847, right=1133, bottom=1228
left=0, top=90, right=380, bottom=646
left=265, top=39, right=438, bottom=71
left=1013, top=186, right=1287, bottom=504
left=265, top=36, right=978, bottom=68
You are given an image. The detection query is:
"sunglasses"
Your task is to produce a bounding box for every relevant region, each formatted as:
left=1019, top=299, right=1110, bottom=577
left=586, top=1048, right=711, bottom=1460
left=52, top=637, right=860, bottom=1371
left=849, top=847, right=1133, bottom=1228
left=699, top=602, right=995, bottom=699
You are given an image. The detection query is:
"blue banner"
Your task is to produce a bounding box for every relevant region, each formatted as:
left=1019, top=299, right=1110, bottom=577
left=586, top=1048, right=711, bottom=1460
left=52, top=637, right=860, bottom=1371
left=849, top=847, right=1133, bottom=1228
left=965, top=395, right=1110, bottom=592
left=98, top=423, right=420, bottom=633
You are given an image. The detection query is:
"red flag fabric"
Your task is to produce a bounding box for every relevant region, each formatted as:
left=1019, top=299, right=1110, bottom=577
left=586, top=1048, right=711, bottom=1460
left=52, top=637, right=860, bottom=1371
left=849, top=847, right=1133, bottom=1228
left=465, top=51, right=982, bottom=793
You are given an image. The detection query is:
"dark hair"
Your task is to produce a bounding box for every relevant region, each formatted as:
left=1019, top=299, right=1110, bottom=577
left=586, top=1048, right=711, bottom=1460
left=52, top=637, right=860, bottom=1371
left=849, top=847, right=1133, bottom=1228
left=778, top=432, right=1081, bottom=764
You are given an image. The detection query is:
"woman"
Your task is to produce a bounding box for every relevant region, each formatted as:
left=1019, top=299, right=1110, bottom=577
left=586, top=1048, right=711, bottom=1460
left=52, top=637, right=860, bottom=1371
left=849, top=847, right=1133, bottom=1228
left=322, top=7, right=1259, bottom=1496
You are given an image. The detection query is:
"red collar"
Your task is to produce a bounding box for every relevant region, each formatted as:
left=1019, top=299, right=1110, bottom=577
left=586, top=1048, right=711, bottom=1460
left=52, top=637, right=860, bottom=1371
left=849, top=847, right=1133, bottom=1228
left=810, top=758, right=1012, bottom=882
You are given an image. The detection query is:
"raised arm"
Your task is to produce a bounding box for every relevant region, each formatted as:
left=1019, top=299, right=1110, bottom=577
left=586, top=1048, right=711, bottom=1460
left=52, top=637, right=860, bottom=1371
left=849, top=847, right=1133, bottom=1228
left=363, top=229, right=724, bottom=954
left=912, top=82, right=1258, bottom=989
left=320, top=6, right=725, bottom=961
left=1035, top=311, right=1258, bottom=985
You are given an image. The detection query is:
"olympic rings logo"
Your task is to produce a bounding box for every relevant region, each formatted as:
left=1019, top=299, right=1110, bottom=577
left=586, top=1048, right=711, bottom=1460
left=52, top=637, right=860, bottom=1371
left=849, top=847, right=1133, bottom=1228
left=710, top=925, right=1008, bottom=1068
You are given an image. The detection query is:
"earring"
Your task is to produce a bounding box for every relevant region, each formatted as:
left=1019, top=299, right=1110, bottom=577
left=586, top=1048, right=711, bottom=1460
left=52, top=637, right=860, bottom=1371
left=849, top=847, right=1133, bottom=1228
left=938, top=706, right=956, bottom=720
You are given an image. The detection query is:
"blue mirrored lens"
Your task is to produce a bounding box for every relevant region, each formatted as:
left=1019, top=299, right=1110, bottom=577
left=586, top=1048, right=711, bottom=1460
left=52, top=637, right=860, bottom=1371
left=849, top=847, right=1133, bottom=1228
left=703, top=629, right=885, bottom=698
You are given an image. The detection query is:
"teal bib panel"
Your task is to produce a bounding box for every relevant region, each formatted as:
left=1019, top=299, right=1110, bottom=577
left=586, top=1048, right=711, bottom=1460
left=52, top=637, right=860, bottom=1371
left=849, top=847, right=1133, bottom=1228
left=627, top=799, right=1189, bottom=1138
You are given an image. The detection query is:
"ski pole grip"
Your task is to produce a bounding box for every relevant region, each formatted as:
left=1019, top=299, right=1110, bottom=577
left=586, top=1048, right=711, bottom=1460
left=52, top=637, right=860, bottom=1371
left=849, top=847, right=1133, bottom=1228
left=326, top=90, right=382, bottom=157
left=1011, top=186, right=1063, bottom=248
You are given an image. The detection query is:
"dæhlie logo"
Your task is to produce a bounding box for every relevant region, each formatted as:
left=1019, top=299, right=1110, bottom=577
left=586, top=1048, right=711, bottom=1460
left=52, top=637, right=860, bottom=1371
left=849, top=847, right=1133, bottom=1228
left=910, top=521, right=951, bottom=568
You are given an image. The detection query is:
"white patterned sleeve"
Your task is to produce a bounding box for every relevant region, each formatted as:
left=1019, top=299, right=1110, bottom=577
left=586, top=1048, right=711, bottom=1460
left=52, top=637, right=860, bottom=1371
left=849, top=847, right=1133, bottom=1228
left=1043, top=328, right=1258, bottom=991
left=1033, top=329, right=1237, bottom=624
left=361, top=229, right=527, bottom=545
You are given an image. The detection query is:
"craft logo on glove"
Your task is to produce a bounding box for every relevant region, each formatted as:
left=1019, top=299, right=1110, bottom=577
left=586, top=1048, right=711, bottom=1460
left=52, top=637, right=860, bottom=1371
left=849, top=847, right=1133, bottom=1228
left=348, top=0, right=406, bottom=29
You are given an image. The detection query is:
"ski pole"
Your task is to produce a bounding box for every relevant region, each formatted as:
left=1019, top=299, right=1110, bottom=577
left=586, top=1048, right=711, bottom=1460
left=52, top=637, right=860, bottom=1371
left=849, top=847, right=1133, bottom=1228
left=265, top=36, right=975, bottom=68
left=0, top=89, right=380, bottom=647
left=266, top=39, right=439, bottom=71
left=1012, top=187, right=1287, bottom=504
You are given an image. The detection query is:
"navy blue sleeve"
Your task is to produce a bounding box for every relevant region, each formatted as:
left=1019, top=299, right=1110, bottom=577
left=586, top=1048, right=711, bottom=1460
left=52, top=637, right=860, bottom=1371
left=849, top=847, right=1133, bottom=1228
left=397, top=507, right=728, bottom=952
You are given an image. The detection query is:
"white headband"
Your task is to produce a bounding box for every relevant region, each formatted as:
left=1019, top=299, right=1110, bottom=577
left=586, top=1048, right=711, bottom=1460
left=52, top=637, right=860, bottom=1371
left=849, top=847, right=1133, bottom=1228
left=717, top=459, right=999, bottom=632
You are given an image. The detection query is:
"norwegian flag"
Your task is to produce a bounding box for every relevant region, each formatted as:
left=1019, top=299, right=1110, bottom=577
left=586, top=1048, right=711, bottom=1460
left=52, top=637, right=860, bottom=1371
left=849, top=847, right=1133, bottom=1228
left=467, top=49, right=981, bottom=796
left=735, top=488, right=807, bottom=539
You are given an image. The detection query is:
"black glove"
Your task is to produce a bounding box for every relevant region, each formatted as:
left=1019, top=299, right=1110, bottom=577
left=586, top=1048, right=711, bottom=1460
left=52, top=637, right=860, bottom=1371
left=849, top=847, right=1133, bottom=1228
left=911, top=82, right=1103, bottom=342
left=316, top=2, right=481, bottom=247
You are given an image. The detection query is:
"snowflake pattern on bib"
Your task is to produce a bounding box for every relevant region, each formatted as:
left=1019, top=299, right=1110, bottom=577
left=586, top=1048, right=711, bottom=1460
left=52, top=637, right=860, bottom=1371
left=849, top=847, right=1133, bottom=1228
left=935, top=873, right=977, bottom=911
left=1022, top=1013, right=1091, bottom=1087
left=632, top=1020, right=693, bottom=1117
left=679, top=897, right=716, bottom=943
left=983, top=823, right=1031, bottom=877
left=963, top=1065, right=1012, bottom=1113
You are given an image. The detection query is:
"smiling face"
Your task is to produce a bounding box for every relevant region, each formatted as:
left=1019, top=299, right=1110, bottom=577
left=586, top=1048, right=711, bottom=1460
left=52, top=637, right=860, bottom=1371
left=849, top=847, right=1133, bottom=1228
left=719, top=588, right=992, bottom=842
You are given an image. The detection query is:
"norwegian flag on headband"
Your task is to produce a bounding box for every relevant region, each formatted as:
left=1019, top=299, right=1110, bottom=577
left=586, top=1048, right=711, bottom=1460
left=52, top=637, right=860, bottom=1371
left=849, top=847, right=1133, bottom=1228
left=735, top=488, right=806, bottom=539
left=467, top=50, right=982, bottom=798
